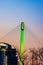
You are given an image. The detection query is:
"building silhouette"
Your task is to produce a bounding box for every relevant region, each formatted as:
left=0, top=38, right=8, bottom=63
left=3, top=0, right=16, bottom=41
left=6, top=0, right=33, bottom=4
left=0, top=42, right=18, bottom=65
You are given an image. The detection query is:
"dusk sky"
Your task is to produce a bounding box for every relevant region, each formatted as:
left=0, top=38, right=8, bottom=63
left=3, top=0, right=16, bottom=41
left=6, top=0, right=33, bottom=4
left=0, top=0, right=43, bottom=46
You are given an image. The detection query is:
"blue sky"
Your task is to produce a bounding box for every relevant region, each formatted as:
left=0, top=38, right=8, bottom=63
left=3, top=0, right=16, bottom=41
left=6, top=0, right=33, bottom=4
left=0, top=0, right=43, bottom=39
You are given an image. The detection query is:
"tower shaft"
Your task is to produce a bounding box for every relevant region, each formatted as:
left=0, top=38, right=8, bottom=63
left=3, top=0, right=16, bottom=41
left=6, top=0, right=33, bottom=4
left=20, top=22, right=25, bottom=65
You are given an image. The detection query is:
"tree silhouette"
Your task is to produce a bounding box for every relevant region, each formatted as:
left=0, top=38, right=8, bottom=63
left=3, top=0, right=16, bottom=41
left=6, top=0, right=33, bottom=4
left=16, top=47, right=43, bottom=65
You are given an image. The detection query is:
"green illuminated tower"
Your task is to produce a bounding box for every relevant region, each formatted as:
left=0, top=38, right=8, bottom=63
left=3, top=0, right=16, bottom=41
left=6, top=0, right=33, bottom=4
left=20, top=22, right=25, bottom=65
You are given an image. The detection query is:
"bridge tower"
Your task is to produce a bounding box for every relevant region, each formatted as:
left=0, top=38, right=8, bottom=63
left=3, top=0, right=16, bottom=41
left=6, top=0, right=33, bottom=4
left=20, top=22, right=25, bottom=65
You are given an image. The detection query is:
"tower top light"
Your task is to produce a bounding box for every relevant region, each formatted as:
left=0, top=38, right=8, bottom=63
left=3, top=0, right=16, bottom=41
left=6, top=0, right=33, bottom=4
left=21, top=22, right=24, bottom=30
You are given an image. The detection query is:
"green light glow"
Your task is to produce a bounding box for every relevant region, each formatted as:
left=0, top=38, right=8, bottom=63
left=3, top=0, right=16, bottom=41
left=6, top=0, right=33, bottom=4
left=20, top=22, right=24, bottom=65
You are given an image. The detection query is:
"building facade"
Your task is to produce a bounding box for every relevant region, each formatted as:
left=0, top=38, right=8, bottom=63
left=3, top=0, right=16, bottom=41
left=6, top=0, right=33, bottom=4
left=0, top=42, right=18, bottom=65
